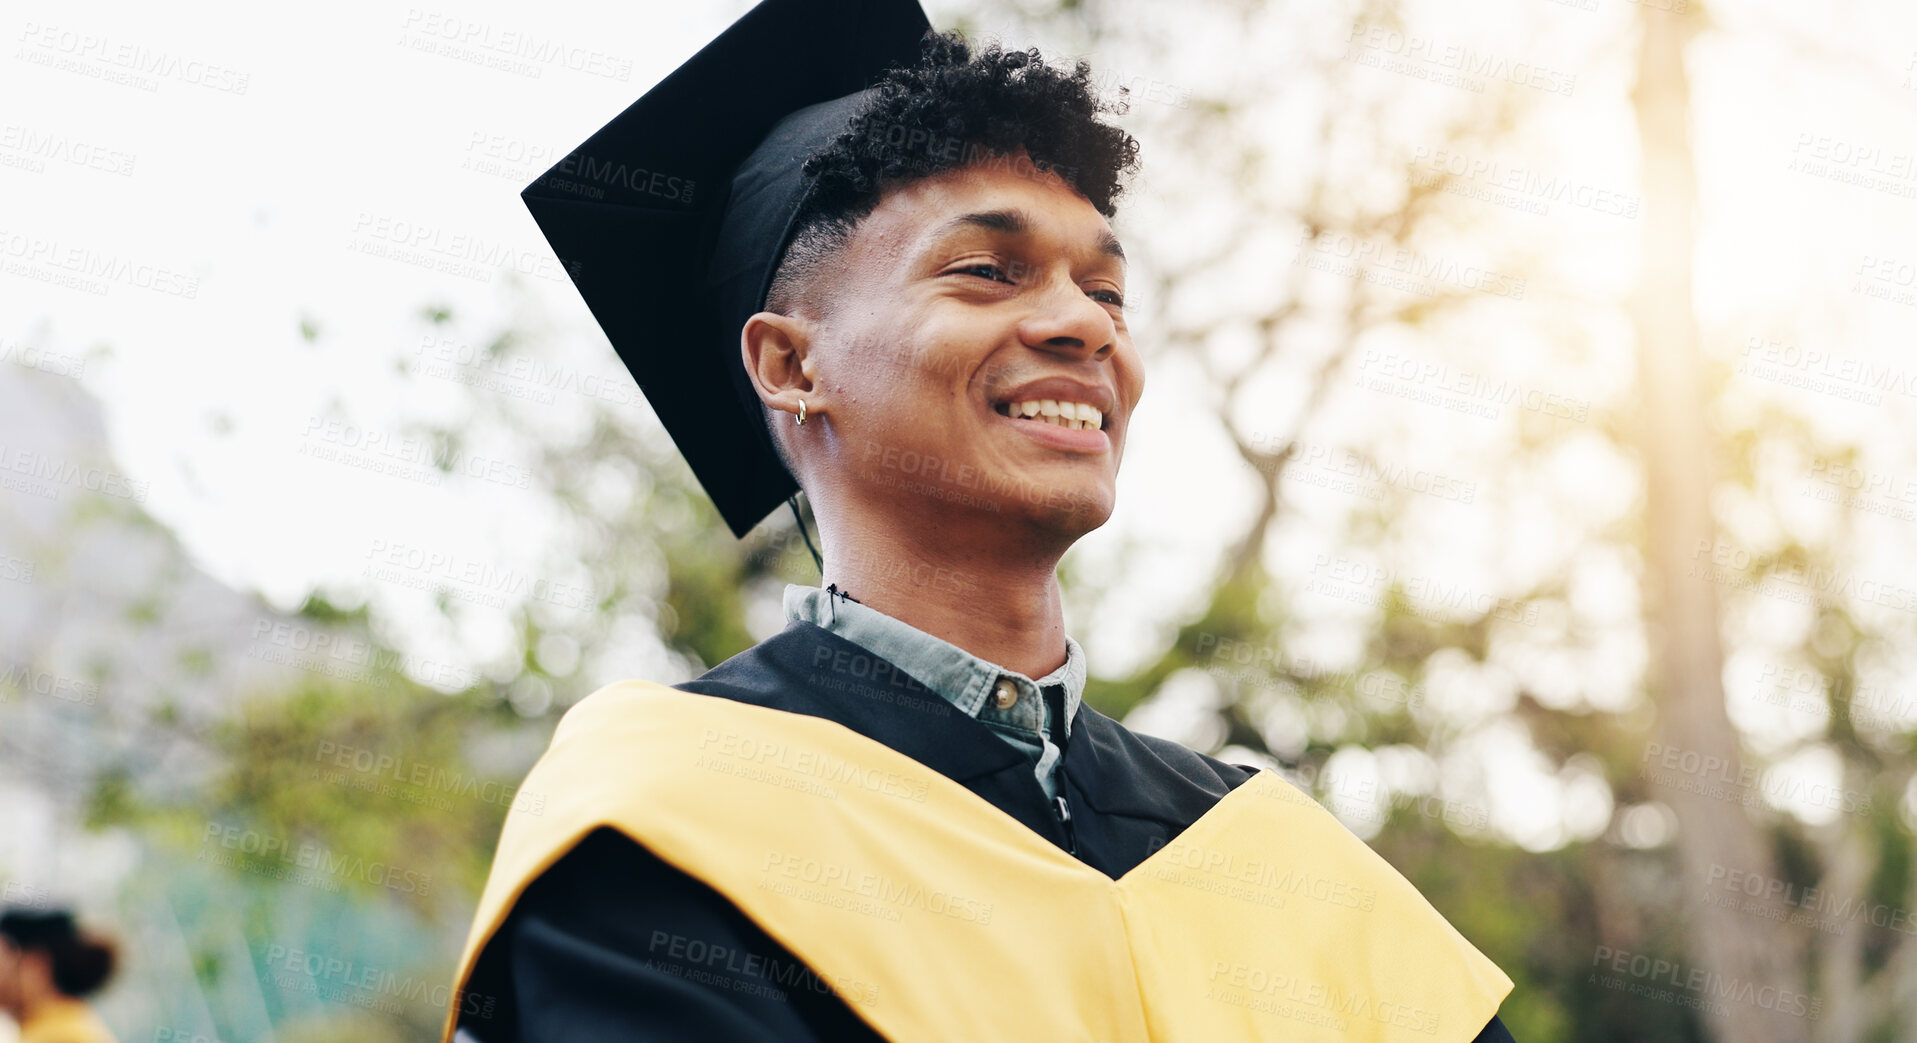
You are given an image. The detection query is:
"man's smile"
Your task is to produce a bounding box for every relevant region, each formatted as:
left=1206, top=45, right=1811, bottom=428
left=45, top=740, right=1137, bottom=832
left=985, top=374, right=1116, bottom=452
left=994, top=399, right=1105, bottom=430
left=987, top=403, right=1114, bottom=453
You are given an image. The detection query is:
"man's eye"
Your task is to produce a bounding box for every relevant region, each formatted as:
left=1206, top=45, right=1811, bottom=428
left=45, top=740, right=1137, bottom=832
left=955, top=263, right=1013, bottom=283
left=952, top=265, right=1122, bottom=307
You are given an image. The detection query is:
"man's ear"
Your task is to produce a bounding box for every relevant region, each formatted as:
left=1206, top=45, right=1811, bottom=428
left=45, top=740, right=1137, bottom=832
left=742, top=311, right=824, bottom=421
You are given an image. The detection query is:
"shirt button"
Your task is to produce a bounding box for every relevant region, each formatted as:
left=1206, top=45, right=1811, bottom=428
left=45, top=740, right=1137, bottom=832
left=992, top=678, right=1019, bottom=710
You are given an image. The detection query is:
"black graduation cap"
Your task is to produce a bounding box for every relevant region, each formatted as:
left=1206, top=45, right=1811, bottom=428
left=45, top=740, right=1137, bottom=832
left=521, top=0, right=932, bottom=538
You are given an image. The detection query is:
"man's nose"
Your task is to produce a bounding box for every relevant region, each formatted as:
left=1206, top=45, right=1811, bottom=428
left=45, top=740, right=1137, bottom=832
left=1018, top=279, right=1117, bottom=358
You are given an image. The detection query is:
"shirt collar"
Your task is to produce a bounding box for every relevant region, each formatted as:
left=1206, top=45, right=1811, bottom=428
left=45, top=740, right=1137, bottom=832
left=783, top=583, right=1084, bottom=738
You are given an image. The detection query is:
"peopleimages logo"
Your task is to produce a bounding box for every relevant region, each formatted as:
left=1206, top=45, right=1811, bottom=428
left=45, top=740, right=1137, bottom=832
left=1639, top=741, right=1873, bottom=816
left=1705, top=863, right=1917, bottom=936
left=1590, top=946, right=1819, bottom=1019
left=397, top=10, right=634, bottom=82
left=261, top=944, right=496, bottom=1020
left=198, top=823, right=432, bottom=896
left=15, top=22, right=251, bottom=94
left=0, top=228, right=199, bottom=299
left=312, top=741, right=544, bottom=815
left=533, top=152, right=695, bottom=204
left=698, top=728, right=930, bottom=804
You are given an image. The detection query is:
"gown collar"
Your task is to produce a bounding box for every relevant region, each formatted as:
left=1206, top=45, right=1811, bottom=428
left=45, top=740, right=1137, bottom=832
left=681, top=621, right=1239, bottom=832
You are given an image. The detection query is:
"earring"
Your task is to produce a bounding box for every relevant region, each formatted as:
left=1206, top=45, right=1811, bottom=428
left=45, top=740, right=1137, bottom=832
left=795, top=398, right=808, bottom=426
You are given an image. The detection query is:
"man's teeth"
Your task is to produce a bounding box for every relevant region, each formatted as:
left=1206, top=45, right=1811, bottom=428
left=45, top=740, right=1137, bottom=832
left=1004, top=399, right=1103, bottom=431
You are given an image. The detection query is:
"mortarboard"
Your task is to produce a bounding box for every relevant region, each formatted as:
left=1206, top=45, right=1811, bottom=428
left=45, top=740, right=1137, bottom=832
left=521, top=0, right=933, bottom=538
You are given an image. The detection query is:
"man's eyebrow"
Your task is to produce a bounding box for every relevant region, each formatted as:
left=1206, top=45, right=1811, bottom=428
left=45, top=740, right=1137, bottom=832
left=933, top=208, right=1126, bottom=263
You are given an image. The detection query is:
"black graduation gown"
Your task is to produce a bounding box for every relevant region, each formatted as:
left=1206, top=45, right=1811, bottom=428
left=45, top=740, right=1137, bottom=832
left=453, top=620, right=1516, bottom=1041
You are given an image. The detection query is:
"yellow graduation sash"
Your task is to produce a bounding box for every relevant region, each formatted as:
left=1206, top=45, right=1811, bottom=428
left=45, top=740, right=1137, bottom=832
left=444, top=681, right=1512, bottom=1041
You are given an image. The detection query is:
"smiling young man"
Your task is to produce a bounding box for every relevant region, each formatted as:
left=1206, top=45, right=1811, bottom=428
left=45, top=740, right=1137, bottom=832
left=444, top=1, right=1516, bottom=1040
left=741, top=149, right=1138, bottom=696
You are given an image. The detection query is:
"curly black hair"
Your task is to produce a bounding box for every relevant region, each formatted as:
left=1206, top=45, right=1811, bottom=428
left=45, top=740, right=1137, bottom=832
left=764, top=29, right=1142, bottom=316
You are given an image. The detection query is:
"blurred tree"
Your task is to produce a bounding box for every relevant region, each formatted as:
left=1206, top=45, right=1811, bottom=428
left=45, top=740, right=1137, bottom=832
left=1628, top=4, right=1808, bottom=1041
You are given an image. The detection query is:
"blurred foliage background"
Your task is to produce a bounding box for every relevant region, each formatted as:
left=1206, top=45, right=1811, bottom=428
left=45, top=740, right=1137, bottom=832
left=4, top=0, right=1916, bottom=1041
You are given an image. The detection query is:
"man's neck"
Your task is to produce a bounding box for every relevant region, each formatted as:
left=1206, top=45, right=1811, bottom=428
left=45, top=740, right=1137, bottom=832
left=818, top=526, right=1070, bottom=681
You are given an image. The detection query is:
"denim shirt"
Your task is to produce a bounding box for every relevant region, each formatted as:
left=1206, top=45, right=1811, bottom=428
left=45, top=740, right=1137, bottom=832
left=783, top=584, right=1086, bottom=802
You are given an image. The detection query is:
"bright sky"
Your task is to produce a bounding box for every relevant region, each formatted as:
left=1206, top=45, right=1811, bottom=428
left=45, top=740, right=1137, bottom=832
left=3, top=0, right=758, bottom=665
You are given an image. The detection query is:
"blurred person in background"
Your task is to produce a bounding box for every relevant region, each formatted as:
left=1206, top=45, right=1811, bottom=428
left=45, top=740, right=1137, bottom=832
left=0, top=907, right=118, bottom=1043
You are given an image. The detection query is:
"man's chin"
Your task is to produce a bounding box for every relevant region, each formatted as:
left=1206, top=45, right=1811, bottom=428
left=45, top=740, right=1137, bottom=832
left=992, top=477, right=1116, bottom=534
left=848, top=444, right=1114, bottom=530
